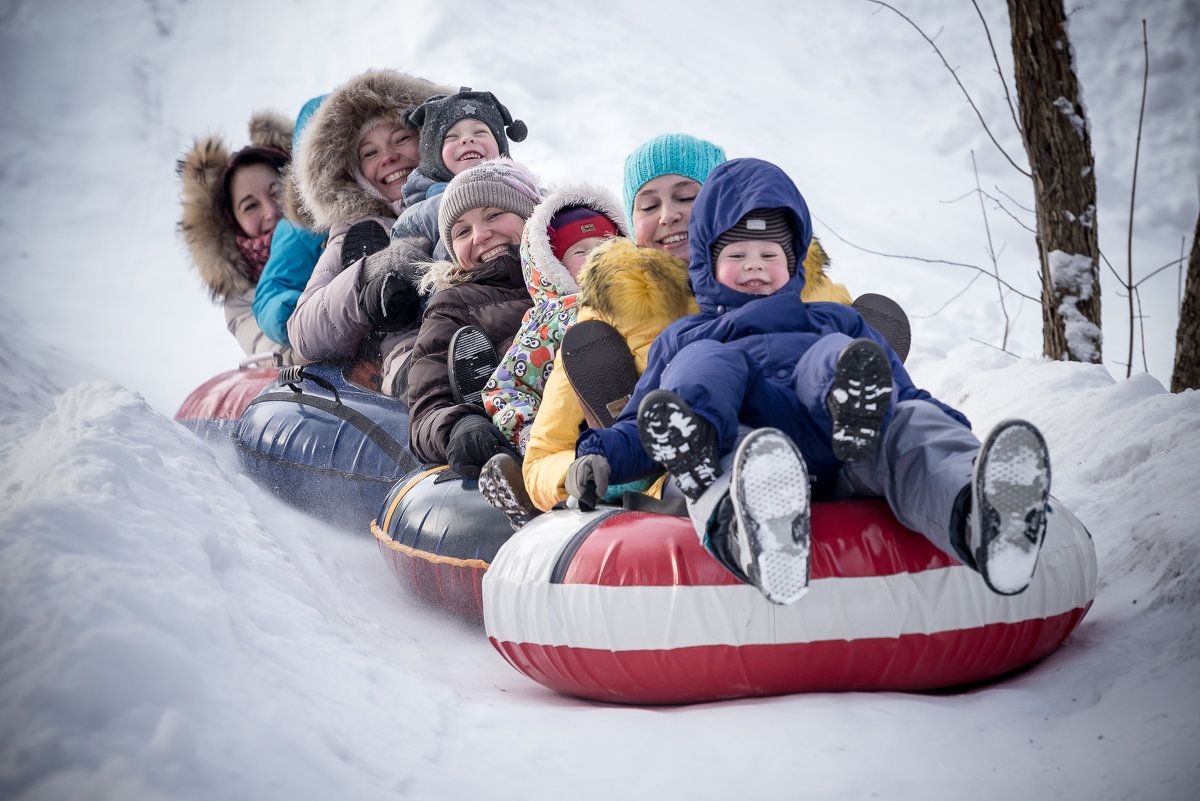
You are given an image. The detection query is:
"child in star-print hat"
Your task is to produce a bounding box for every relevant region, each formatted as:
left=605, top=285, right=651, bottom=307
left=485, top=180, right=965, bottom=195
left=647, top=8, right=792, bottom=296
left=406, top=88, right=528, bottom=184
left=390, top=88, right=530, bottom=266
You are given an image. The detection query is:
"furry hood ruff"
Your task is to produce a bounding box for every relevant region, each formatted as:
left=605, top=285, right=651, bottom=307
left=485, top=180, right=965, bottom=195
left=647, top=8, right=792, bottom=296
left=178, top=110, right=292, bottom=301
left=293, top=69, right=451, bottom=231
left=520, top=182, right=629, bottom=304
left=577, top=239, right=698, bottom=329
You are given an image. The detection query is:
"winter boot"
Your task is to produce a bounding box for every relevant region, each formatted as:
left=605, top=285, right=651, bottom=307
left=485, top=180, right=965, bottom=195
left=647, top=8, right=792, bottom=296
left=340, top=219, right=391, bottom=269
left=709, top=427, right=812, bottom=605
left=636, top=389, right=719, bottom=502
left=561, top=320, right=640, bottom=429
left=968, top=419, right=1052, bottom=595
left=852, top=292, right=912, bottom=363
left=448, top=325, right=499, bottom=407
left=827, top=338, right=894, bottom=463
left=478, top=452, right=538, bottom=531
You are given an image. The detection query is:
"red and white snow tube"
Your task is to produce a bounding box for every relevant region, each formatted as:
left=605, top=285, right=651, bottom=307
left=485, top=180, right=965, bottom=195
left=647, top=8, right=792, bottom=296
left=484, top=498, right=1096, bottom=704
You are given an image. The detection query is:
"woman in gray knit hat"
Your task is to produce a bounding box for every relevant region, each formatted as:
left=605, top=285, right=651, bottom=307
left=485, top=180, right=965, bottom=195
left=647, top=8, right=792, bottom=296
left=404, top=158, right=543, bottom=477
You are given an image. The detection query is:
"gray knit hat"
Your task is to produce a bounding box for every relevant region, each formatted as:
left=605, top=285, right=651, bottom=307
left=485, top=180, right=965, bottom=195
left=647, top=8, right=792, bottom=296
left=406, top=88, right=528, bottom=183
left=437, top=158, right=542, bottom=265
left=711, top=207, right=796, bottom=275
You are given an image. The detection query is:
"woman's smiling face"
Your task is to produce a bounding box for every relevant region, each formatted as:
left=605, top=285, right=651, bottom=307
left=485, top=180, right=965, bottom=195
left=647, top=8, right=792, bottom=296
left=631, top=174, right=701, bottom=261
left=358, top=122, right=419, bottom=202
left=449, top=206, right=526, bottom=268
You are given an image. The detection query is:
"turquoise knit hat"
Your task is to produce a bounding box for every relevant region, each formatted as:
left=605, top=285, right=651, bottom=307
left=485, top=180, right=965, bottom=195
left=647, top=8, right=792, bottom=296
left=622, top=133, right=726, bottom=225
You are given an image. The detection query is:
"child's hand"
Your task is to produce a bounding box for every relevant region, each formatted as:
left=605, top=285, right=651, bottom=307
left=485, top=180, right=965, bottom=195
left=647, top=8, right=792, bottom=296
left=566, top=454, right=610, bottom=511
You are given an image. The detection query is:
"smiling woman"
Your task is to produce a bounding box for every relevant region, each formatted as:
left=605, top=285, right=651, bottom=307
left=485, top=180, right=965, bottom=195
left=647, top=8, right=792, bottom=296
left=285, top=69, right=452, bottom=394
left=178, top=111, right=295, bottom=364
left=404, top=158, right=543, bottom=475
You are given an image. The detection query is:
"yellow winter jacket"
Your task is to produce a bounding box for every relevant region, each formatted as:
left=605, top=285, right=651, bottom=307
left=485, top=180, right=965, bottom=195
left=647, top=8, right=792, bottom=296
left=522, top=235, right=847, bottom=511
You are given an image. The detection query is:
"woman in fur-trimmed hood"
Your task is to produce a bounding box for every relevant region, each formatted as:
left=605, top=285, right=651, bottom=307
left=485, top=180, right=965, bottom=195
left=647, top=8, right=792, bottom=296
left=482, top=183, right=628, bottom=453
left=522, top=239, right=699, bottom=512
left=178, top=109, right=296, bottom=364
left=286, top=69, right=452, bottom=376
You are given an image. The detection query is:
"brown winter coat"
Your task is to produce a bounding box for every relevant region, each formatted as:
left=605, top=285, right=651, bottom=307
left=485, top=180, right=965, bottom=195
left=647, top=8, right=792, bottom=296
left=178, top=110, right=296, bottom=363
left=404, top=254, right=533, bottom=465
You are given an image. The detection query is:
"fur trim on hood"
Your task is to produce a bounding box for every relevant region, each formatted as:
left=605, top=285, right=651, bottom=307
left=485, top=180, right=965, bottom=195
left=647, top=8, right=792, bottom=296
left=803, top=235, right=834, bottom=296
left=178, top=110, right=292, bottom=301
left=521, top=183, right=629, bottom=303
left=294, top=69, right=452, bottom=231
left=577, top=239, right=699, bottom=330
left=417, top=257, right=471, bottom=296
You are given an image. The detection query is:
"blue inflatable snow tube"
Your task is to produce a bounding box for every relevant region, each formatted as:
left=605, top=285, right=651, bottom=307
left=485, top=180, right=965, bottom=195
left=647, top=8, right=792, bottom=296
left=234, top=362, right=421, bottom=530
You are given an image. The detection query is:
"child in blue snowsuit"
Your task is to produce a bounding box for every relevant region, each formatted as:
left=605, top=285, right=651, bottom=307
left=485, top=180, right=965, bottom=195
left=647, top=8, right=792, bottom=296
left=567, top=158, right=1052, bottom=606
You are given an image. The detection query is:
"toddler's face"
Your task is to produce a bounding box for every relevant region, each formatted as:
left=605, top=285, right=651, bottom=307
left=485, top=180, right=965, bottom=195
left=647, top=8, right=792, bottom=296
left=631, top=175, right=700, bottom=261
left=561, top=236, right=608, bottom=277
left=442, top=118, right=501, bottom=176
left=714, top=239, right=790, bottom=295
left=229, top=163, right=282, bottom=238
left=358, top=123, right=419, bottom=202
left=449, top=206, right=526, bottom=268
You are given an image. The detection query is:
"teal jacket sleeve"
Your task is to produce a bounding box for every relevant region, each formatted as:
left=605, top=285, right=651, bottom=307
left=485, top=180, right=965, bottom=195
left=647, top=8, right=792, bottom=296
left=253, top=219, right=326, bottom=346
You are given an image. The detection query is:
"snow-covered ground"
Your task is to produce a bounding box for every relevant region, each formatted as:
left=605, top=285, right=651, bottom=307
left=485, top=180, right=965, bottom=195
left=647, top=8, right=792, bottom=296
left=1, top=1, right=1198, bottom=799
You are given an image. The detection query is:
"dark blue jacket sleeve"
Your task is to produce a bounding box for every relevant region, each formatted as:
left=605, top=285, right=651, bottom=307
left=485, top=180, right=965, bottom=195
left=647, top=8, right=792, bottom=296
left=253, top=219, right=326, bottom=346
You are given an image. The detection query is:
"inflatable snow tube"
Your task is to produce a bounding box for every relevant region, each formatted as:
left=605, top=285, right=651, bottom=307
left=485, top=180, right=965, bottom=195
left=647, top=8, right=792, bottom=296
left=484, top=498, right=1097, bottom=704
left=235, top=362, right=420, bottom=530
left=175, top=363, right=279, bottom=438
left=372, top=465, right=514, bottom=623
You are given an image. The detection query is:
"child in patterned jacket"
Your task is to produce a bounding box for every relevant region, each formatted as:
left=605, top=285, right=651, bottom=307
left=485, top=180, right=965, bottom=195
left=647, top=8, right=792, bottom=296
left=482, top=185, right=627, bottom=453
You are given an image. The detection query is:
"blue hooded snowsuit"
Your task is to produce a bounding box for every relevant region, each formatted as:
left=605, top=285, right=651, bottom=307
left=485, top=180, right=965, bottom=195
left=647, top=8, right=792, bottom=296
left=576, top=158, right=972, bottom=509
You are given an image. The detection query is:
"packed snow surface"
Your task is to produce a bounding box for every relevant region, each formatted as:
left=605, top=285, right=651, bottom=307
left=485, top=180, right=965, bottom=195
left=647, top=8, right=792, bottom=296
left=2, top=0, right=1198, bottom=799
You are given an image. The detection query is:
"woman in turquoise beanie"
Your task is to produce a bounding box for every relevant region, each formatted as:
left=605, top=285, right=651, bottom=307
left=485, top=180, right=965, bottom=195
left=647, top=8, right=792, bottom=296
left=622, top=132, right=726, bottom=263
left=251, top=95, right=329, bottom=346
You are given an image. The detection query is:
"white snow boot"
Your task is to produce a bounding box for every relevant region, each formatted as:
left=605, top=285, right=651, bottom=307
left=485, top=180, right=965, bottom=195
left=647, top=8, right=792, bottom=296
left=969, top=419, right=1052, bottom=595
left=723, top=427, right=813, bottom=605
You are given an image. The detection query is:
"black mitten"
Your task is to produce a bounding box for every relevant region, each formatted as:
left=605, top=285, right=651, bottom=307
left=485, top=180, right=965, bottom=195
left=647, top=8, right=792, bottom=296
left=341, top=220, right=390, bottom=270
left=358, top=272, right=421, bottom=332
left=446, top=415, right=517, bottom=479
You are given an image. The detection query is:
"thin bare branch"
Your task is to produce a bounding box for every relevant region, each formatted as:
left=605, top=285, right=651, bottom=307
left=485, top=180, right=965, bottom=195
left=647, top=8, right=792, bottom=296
left=971, top=0, right=1023, bottom=136
left=866, top=0, right=1032, bottom=178
left=1125, top=19, right=1149, bottom=378
left=1098, top=248, right=1127, bottom=285
left=981, top=189, right=1037, bottom=233
left=995, top=185, right=1034, bottom=213
left=1133, top=255, right=1186, bottom=288
left=940, top=189, right=978, bottom=205
left=909, top=273, right=983, bottom=319
left=1135, top=286, right=1149, bottom=372
left=968, top=337, right=1015, bottom=355
left=814, top=212, right=1040, bottom=302
left=973, top=150, right=1012, bottom=349
left=1181, top=235, right=1188, bottom=315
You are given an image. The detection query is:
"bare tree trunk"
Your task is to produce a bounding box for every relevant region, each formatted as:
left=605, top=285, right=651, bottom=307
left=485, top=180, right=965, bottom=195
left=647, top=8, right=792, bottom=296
left=1007, top=0, right=1103, bottom=363
left=1171, top=213, right=1200, bottom=391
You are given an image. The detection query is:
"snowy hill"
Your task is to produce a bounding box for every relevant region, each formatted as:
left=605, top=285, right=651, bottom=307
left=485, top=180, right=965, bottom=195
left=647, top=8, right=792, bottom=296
left=2, top=1, right=1199, bottom=799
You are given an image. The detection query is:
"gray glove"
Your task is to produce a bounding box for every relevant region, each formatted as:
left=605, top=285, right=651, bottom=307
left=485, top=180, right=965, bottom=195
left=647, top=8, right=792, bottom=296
left=360, top=235, right=433, bottom=285
left=566, top=454, right=610, bottom=510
